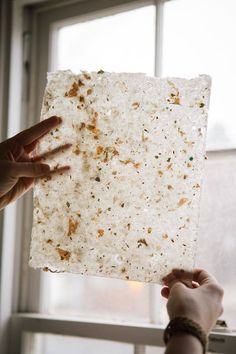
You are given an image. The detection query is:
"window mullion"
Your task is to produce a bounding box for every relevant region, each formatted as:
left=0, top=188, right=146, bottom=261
left=154, top=0, right=164, bottom=76
left=134, top=344, right=146, bottom=354
left=149, top=284, right=159, bottom=324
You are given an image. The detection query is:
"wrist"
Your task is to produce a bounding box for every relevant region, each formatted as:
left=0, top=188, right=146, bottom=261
left=165, top=333, right=203, bottom=354
left=164, top=317, right=208, bottom=354
left=168, top=308, right=211, bottom=334
left=170, top=314, right=210, bottom=334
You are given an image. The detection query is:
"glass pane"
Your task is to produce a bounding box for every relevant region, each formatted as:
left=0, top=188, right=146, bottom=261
left=45, top=4, right=156, bottom=324
left=22, top=333, right=133, bottom=354
left=44, top=273, right=150, bottom=322
left=150, top=152, right=236, bottom=330
left=54, top=5, right=155, bottom=75
left=162, top=0, right=236, bottom=150
left=197, top=152, right=236, bottom=328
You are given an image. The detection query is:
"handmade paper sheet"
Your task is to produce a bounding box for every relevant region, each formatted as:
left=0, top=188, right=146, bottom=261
left=29, top=70, right=211, bottom=283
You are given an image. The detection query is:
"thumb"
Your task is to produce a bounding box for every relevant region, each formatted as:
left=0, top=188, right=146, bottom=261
left=8, top=162, right=50, bottom=177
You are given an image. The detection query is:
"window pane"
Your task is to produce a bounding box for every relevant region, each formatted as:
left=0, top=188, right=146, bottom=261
left=162, top=0, right=236, bottom=150
left=197, top=152, right=236, bottom=328
left=151, top=152, right=236, bottom=330
left=22, top=333, right=133, bottom=354
left=54, top=5, right=155, bottom=75
left=45, top=4, right=156, bottom=324
left=44, top=273, right=150, bottom=322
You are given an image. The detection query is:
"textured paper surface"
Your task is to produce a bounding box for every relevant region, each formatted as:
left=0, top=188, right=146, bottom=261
left=29, top=70, right=211, bottom=283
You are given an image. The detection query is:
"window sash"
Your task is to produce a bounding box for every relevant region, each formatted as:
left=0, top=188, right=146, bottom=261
left=3, top=1, right=236, bottom=354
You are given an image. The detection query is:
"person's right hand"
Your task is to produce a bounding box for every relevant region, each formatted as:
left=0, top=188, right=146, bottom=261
left=162, top=269, right=224, bottom=334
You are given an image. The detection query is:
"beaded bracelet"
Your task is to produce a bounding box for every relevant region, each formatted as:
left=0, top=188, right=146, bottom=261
left=163, top=317, right=208, bottom=354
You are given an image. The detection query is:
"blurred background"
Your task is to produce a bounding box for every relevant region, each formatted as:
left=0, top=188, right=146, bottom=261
left=0, top=1, right=236, bottom=354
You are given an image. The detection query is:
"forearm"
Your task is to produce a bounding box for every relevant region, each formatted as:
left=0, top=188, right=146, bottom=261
left=165, top=333, right=203, bottom=354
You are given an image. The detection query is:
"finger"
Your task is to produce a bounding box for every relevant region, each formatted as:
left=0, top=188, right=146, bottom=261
left=14, top=116, right=62, bottom=146
left=162, top=272, right=176, bottom=286
left=163, top=272, right=182, bottom=290
left=24, top=128, right=62, bottom=154
left=172, top=269, right=195, bottom=286
left=163, top=270, right=194, bottom=290
left=192, top=281, right=199, bottom=288
left=24, top=127, right=57, bottom=153
left=32, top=143, right=72, bottom=162
left=38, top=165, right=70, bottom=181
left=193, top=269, right=219, bottom=286
left=24, top=140, right=39, bottom=154
left=10, top=162, right=50, bottom=177
left=173, top=268, right=218, bottom=286
left=161, top=286, right=170, bottom=299
left=49, top=165, right=70, bottom=176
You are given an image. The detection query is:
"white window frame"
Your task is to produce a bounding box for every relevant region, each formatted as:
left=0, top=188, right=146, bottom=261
left=1, top=1, right=236, bottom=354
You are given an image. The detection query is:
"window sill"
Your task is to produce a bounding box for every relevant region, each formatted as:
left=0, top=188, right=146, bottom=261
left=10, top=313, right=236, bottom=354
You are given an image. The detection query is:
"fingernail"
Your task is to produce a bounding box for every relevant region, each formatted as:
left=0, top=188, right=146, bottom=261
left=63, top=143, right=72, bottom=149
left=49, top=116, right=62, bottom=124
left=56, top=116, right=62, bottom=123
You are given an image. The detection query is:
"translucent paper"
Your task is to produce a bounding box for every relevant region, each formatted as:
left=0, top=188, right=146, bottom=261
left=30, top=70, right=211, bottom=283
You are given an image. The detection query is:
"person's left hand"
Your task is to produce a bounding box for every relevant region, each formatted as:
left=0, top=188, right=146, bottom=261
left=161, top=268, right=224, bottom=334
left=0, top=116, right=70, bottom=210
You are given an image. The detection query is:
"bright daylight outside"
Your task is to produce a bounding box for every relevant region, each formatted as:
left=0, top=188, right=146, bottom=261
left=45, top=4, right=157, bottom=323
left=34, top=0, right=236, bottom=353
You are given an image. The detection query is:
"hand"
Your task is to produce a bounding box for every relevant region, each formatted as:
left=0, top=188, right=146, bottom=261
left=162, top=269, right=224, bottom=334
left=0, top=116, right=70, bottom=210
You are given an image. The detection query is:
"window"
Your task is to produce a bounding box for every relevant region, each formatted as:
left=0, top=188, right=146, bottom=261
left=4, top=1, right=236, bottom=354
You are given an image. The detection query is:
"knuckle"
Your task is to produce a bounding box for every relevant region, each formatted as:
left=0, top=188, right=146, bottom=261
left=0, top=161, right=12, bottom=176
left=13, top=142, right=24, bottom=159
left=208, top=283, right=223, bottom=296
